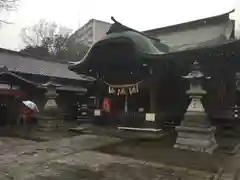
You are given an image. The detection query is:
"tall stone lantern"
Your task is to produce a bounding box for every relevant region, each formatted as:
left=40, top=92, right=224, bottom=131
left=174, top=61, right=218, bottom=154
left=232, top=73, right=240, bottom=132
left=235, top=73, right=240, bottom=106
left=38, top=79, right=62, bottom=131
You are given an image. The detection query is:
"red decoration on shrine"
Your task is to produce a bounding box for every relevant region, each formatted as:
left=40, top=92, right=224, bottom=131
left=0, top=89, right=25, bottom=97
left=102, top=98, right=111, bottom=112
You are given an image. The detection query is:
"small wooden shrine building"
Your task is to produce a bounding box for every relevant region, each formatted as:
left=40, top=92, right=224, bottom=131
left=69, top=10, right=240, bottom=128
left=0, top=48, right=93, bottom=125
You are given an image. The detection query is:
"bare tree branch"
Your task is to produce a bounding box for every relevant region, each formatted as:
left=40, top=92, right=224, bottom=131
left=0, top=0, right=19, bottom=24
left=0, top=19, right=12, bottom=23
left=20, top=19, right=59, bottom=47
left=0, top=0, right=18, bottom=11
left=20, top=19, right=89, bottom=61
left=20, top=27, right=41, bottom=46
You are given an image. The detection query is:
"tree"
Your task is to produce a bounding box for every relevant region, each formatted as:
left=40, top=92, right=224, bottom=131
left=20, top=19, right=89, bottom=61
left=20, top=45, right=50, bottom=57
left=0, top=0, right=19, bottom=24
left=21, top=19, right=62, bottom=48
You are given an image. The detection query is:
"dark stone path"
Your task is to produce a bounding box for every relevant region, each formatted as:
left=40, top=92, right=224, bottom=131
left=0, top=129, right=239, bottom=180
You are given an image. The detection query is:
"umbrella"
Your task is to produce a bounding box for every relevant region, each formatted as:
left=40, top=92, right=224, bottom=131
left=22, top=100, right=39, bottom=112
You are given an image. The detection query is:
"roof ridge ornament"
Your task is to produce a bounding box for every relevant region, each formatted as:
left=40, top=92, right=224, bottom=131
left=108, top=16, right=163, bottom=42
left=111, top=16, right=118, bottom=23
left=0, top=65, right=8, bottom=72
left=42, top=77, right=62, bottom=88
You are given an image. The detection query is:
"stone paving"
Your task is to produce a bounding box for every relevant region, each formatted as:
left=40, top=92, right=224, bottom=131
left=0, top=131, right=239, bottom=179
left=0, top=135, right=215, bottom=180
left=24, top=151, right=213, bottom=180
left=0, top=135, right=120, bottom=179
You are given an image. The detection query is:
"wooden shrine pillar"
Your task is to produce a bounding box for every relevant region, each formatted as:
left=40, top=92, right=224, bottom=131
left=149, top=86, right=158, bottom=113
left=149, top=71, right=159, bottom=113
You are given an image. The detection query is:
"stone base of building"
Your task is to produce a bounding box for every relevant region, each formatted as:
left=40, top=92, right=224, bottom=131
left=174, top=125, right=218, bottom=154
left=38, top=116, right=64, bottom=132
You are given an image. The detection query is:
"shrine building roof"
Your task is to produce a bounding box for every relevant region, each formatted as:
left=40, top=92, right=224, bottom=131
left=143, top=10, right=234, bottom=35
left=0, top=48, right=93, bottom=81
left=69, top=17, right=170, bottom=72
left=69, top=10, right=236, bottom=75
left=0, top=71, right=87, bottom=93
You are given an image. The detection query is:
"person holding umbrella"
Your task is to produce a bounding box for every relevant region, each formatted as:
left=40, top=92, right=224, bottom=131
left=19, top=100, right=39, bottom=126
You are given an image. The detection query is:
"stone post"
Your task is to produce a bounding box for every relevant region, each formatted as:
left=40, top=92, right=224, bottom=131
left=233, top=73, right=240, bottom=133
left=38, top=79, right=63, bottom=131
left=174, top=61, right=218, bottom=154
left=236, top=73, right=240, bottom=105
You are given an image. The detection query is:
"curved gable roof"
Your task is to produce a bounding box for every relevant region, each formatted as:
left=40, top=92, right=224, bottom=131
left=143, top=10, right=235, bottom=35
left=69, top=17, right=170, bottom=72
left=98, top=31, right=168, bottom=55
left=105, top=17, right=169, bottom=54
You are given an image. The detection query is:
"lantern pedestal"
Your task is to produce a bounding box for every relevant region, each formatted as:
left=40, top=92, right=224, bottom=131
left=174, top=110, right=218, bottom=154
left=38, top=101, right=64, bottom=131
left=174, top=61, right=217, bottom=154
left=38, top=116, right=63, bottom=131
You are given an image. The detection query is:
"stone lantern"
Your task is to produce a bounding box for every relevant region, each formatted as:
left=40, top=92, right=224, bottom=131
left=38, top=78, right=62, bottom=131
left=232, top=73, right=240, bottom=132
left=235, top=73, right=240, bottom=106
left=43, top=80, right=60, bottom=111
left=174, top=61, right=218, bottom=154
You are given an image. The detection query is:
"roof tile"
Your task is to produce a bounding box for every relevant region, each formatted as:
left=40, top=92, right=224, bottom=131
left=0, top=51, right=92, bottom=81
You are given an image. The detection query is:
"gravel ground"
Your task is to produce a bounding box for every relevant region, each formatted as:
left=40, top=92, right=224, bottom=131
left=0, top=135, right=215, bottom=180
left=0, top=137, right=38, bottom=154
left=0, top=135, right=120, bottom=180
left=21, top=151, right=213, bottom=180
left=0, top=132, right=239, bottom=180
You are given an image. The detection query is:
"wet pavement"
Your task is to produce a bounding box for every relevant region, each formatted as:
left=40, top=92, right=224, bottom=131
left=0, top=129, right=239, bottom=179
left=0, top=135, right=120, bottom=180
left=25, top=151, right=213, bottom=180
left=0, top=134, right=214, bottom=180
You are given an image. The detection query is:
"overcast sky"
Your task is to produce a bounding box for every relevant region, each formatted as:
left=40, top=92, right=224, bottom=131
left=0, top=0, right=239, bottom=50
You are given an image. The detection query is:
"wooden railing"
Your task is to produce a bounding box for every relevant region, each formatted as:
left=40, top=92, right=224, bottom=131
left=92, top=111, right=183, bottom=129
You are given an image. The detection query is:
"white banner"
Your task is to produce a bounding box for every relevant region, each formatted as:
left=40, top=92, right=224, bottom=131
left=108, top=84, right=139, bottom=95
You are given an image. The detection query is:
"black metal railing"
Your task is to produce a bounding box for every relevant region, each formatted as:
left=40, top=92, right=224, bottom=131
left=92, top=111, right=183, bottom=129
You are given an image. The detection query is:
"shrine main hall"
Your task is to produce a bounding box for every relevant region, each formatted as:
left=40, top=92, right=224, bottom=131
left=69, top=10, right=240, bottom=130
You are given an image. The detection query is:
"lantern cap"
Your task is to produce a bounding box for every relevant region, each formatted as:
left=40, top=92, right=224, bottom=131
left=192, top=60, right=200, bottom=70
left=182, top=60, right=211, bottom=80
left=41, top=78, right=62, bottom=88
left=183, top=71, right=204, bottom=79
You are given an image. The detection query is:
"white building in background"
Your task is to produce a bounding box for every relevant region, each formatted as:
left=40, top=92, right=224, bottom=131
left=70, top=19, right=112, bottom=47
left=70, top=10, right=236, bottom=48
